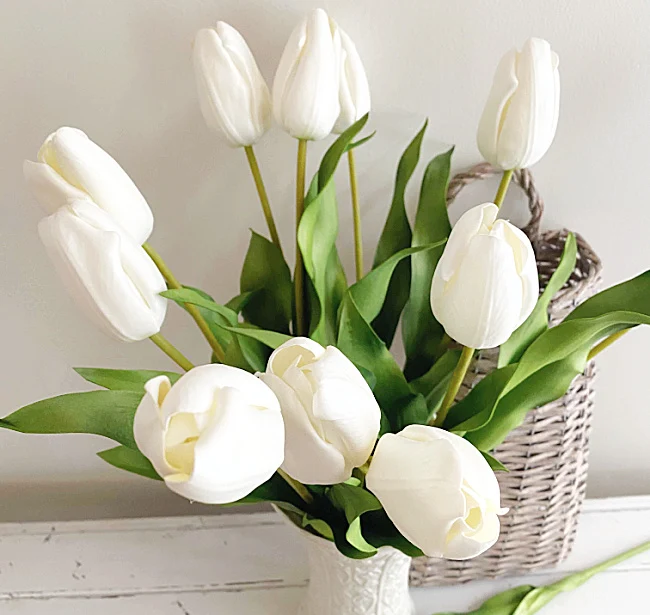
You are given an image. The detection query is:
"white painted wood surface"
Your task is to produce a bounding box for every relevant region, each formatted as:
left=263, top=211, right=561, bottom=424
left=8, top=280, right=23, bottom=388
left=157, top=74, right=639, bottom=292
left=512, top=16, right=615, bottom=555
left=0, top=497, right=648, bottom=614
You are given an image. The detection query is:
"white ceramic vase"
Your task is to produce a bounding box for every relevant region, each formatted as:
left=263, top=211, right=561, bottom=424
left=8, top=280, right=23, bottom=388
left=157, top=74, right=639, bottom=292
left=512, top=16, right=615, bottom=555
left=297, top=528, right=415, bottom=615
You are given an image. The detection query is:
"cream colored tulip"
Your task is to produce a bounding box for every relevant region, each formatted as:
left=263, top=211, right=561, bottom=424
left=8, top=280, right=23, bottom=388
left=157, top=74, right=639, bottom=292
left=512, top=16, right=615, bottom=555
left=431, top=203, right=539, bottom=349
left=193, top=23, right=271, bottom=147
left=258, top=337, right=380, bottom=485
left=366, top=425, right=507, bottom=560
left=38, top=199, right=166, bottom=342
left=24, top=127, right=153, bottom=244
left=477, top=38, right=560, bottom=170
left=134, top=365, right=285, bottom=504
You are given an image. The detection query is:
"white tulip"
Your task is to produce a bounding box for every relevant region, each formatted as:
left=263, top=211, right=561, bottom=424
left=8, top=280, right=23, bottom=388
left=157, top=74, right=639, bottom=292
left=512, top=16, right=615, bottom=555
left=477, top=38, right=560, bottom=170
left=366, top=425, right=507, bottom=560
left=38, top=199, right=166, bottom=342
left=431, top=203, right=538, bottom=349
left=258, top=337, right=380, bottom=485
left=24, top=127, right=153, bottom=244
left=193, top=23, right=272, bottom=147
left=134, top=365, right=285, bottom=504
left=272, top=9, right=341, bottom=140
left=333, top=27, right=370, bottom=134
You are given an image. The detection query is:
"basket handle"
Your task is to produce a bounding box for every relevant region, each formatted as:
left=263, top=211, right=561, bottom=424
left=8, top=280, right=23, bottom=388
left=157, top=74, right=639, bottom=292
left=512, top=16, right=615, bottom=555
left=446, top=162, right=544, bottom=242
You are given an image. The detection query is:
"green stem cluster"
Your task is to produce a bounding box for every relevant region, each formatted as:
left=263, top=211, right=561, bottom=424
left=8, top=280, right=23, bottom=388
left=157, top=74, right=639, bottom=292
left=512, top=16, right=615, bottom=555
left=294, top=139, right=308, bottom=336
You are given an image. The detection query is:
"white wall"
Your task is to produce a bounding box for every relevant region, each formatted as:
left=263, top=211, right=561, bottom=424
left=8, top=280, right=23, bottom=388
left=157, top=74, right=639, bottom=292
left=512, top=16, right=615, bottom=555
left=1, top=0, right=649, bottom=522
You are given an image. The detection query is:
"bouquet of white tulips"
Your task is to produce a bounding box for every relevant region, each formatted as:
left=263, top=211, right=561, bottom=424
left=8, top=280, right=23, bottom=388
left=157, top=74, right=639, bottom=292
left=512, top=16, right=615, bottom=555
left=4, top=8, right=650, bottom=564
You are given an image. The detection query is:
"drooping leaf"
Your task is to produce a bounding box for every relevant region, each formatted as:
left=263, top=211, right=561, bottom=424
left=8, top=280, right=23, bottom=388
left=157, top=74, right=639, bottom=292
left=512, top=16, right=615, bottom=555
left=361, top=508, right=424, bottom=558
left=371, top=122, right=428, bottom=346
left=229, top=473, right=307, bottom=509
left=74, top=368, right=181, bottom=391
left=346, top=131, right=376, bottom=152
left=499, top=233, right=577, bottom=367
left=225, top=291, right=253, bottom=314
left=410, top=349, right=461, bottom=417
left=240, top=231, right=293, bottom=333
left=349, top=242, right=446, bottom=324
left=337, top=294, right=427, bottom=432
left=402, top=147, right=454, bottom=380
left=0, top=390, right=142, bottom=449
left=328, top=483, right=383, bottom=554
left=97, top=445, right=161, bottom=480
left=481, top=451, right=509, bottom=473
left=212, top=323, right=292, bottom=351
left=298, top=116, right=368, bottom=344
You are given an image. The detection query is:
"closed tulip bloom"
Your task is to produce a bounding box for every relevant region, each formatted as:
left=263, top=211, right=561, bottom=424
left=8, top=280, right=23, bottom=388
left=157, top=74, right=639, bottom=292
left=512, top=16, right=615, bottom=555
left=333, top=28, right=370, bottom=134
left=24, top=127, right=154, bottom=244
left=366, top=425, right=507, bottom=560
left=273, top=9, right=341, bottom=140
left=193, top=23, right=271, bottom=147
left=134, top=365, right=285, bottom=504
left=431, top=203, right=538, bottom=349
left=38, top=199, right=166, bottom=342
left=477, top=38, right=560, bottom=170
left=258, top=337, right=380, bottom=485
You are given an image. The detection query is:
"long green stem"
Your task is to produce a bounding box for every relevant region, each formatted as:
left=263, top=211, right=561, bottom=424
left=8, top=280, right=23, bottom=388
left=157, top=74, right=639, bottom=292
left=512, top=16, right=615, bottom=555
left=277, top=468, right=313, bottom=505
left=432, top=346, right=474, bottom=427
left=149, top=333, right=194, bottom=372
left=244, top=146, right=283, bottom=254
left=494, top=168, right=514, bottom=208
left=588, top=329, right=629, bottom=361
left=294, top=139, right=308, bottom=336
left=143, top=243, right=226, bottom=363
left=348, top=149, right=363, bottom=281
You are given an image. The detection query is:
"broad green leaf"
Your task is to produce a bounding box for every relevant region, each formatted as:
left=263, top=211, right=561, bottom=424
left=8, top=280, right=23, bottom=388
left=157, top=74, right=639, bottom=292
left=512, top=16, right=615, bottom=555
left=97, top=445, right=161, bottom=480
left=372, top=122, right=427, bottom=346
left=328, top=483, right=383, bottom=555
left=0, top=390, right=142, bottom=449
left=212, top=323, right=291, bottom=351
left=240, top=231, right=293, bottom=333
left=302, top=515, right=335, bottom=541
left=74, top=368, right=181, bottom=391
left=349, top=242, right=446, bottom=324
left=361, top=509, right=424, bottom=558
left=499, top=233, right=577, bottom=367
left=298, top=117, right=367, bottom=344
left=402, top=148, right=454, bottom=380
left=346, top=131, right=376, bottom=152
left=337, top=294, right=427, bottom=432
left=410, top=349, right=461, bottom=416
left=434, top=585, right=535, bottom=615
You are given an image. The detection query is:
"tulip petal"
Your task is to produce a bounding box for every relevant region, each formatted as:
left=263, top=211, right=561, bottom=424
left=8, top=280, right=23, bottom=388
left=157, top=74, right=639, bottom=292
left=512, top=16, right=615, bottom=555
left=38, top=200, right=166, bottom=342
left=38, top=127, right=153, bottom=243
left=267, top=336, right=325, bottom=377
left=23, top=160, right=88, bottom=214
left=259, top=372, right=348, bottom=485
left=445, top=509, right=501, bottom=560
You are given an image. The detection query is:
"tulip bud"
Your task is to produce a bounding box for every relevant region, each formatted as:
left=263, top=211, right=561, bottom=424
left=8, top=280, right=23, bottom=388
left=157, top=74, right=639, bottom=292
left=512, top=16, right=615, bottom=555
left=258, top=337, right=380, bottom=485
left=430, top=203, right=538, bottom=349
left=477, top=38, right=560, bottom=170
left=38, top=199, right=167, bottom=342
left=24, top=128, right=154, bottom=244
left=366, top=425, right=507, bottom=560
left=332, top=28, right=371, bottom=134
left=134, top=365, right=285, bottom=504
left=272, top=9, right=341, bottom=140
left=193, top=23, right=272, bottom=147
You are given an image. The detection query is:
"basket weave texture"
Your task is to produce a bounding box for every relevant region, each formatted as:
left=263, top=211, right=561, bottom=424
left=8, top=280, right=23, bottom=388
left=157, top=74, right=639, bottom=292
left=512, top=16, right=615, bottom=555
left=409, top=164, right=603, bottom=587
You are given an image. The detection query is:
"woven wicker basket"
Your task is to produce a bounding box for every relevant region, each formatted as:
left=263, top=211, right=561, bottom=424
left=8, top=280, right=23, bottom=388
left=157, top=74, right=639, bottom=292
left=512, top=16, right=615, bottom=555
left=409, top=163, right=603, bottom=587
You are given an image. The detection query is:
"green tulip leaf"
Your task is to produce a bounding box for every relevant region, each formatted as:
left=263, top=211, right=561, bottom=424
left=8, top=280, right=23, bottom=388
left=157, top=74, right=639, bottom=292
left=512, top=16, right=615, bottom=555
left=212, top=322, right=291, bottom=351
left=410, top=349, right=461, bottom=416
left=0, top=390, right=142, bottom=449
left=74, top=368, right=181, bottom=391
left=402, top=147, right=454, bottom=380
left=97, top=445, right=161, bottom=480
left=499, top=232, right=577, bottom=367
left=337, top=293, right=427, bottom=432
left=298, top=116, right=368, bottom=344
left=240, top=230, right=293, bottom=333
left=345, top=130, right=376, bottom=152
left=372, top=122, right=427, bottom=346
left=481, top=451, right=509, bottom=473
left=361, top=508, right=424, bottom=558
left=349, top=242, right=446, bottom=325
left=225, top=291, right=253, bottom=314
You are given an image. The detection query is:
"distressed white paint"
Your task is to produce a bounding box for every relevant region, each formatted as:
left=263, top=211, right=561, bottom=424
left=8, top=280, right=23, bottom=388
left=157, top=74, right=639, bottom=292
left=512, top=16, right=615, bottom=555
left=1, top=0, right=650, bottom=519
left=0, top=498, right=648, bottom=613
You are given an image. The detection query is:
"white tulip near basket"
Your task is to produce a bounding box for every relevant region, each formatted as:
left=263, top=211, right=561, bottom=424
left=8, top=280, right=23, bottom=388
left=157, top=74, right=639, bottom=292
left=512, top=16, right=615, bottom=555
left=7, top=7, right=650, bottom=615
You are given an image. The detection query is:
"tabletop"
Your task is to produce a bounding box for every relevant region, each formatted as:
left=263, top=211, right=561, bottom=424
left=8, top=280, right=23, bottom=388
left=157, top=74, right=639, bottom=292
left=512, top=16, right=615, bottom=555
left=0, top=496, right=648, bottom=614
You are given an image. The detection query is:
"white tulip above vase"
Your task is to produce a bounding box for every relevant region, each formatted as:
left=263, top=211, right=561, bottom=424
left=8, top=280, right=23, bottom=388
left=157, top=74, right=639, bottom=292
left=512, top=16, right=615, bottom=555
left=278, top=507, right=415, bottom=615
